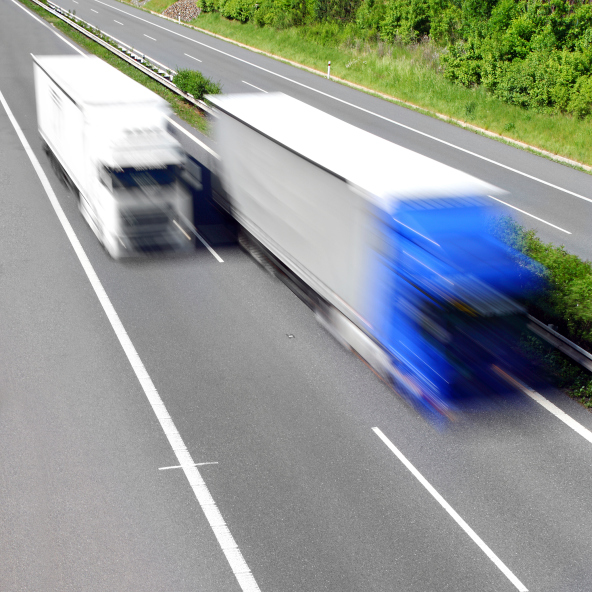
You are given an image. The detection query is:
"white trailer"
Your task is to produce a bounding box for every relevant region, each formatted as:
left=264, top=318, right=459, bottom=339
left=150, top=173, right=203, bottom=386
left=208, top=92, right=499, bottom=326
left=208, top=93, right=530, bottom=411
left=33, top=54, right=192, bottom=258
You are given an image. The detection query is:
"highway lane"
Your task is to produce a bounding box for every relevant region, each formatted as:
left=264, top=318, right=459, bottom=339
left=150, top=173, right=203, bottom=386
left=0, top=7, right=238, bottom=591
left=45, top=0, right=592, bottom=262
left=4, top=0, right=592, bottom=591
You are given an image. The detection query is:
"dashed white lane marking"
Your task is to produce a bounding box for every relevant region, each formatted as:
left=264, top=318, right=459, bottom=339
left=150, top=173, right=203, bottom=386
left=177, top=211, right=224, bottom=262
left=373, top=427, right=528, bottom=592
left=172, top=218, right=191, bottom=240
left=184, top=52, right=202, bottom=62
left=242, top=80, right=267, bottom=93
left=144, top=33, right=156, bottom=40
left=72, top=0, right=78, bottom=3
left=160, top=462, right=219, bottom=470
left=0, top=90, right=259, bottom=592
left=12, top=0, right=86, bottom=55
left=114, top=19, right=123, bottom=24
left=91, top=0, right=592, bottom=206
left=488, top=195, right=571, bottom=234
left=90, top=7, right=98, bottom=12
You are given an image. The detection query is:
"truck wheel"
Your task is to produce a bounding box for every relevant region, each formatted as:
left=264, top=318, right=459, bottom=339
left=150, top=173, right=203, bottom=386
left=238, top=229, right=277, bottom=276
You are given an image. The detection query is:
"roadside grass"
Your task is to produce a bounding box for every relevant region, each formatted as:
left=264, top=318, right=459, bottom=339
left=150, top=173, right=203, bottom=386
left=20, top=0, right=208, bottom=133
left=179, top=12, right=592, bottom=168
left=113, top=0, right=592, bottom=167
left=144, top=0, right=175, bottom=13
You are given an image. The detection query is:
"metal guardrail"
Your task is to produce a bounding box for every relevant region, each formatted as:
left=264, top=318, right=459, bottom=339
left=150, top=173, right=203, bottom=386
left=29, top=0, right=214, bottom=115
left=24, top=0, right=592, bottom=375
left=527, top=315, right=592, bottom=373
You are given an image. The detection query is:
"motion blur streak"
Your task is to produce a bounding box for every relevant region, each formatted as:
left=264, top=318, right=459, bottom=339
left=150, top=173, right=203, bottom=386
left=209, top=92, right=544, bottom=423
left=34, top=54, right=194, bottom=259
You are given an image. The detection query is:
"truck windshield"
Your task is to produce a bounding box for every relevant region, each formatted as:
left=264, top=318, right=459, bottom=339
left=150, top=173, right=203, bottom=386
left=101, top=166, right=177, bottom=190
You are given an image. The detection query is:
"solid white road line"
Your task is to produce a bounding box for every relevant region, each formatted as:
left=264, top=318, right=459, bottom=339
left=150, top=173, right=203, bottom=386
left=12, top=0, right=86, bottom=55
left=184, top=52, right=202, bottom=62
left=160, top=462, right=219, bottom=470
left=526, top=389, right=592, bottom=445
left=144, top=33, right=156, bottom=40
left=91, top=0, right=592, bottom=206
left=0, top=90, right=259, bottom=592
left=373, top=427, right=528, bottom=592
left=242, top=80, right=267, bottom=93
left=166, top=116, right=220, bottom=159
left=114, top=19, right=123, bottom=24
left=488, top=195, right=572, bottom=234
left=496, top=369, right=592, bottom=446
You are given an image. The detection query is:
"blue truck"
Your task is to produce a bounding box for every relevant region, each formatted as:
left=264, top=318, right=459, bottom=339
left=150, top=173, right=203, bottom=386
left=208, top=92, right=537, bottom=418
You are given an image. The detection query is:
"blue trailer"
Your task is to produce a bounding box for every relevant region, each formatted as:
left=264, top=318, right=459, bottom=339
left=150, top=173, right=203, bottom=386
left=208, top=92, right=538, bottom=418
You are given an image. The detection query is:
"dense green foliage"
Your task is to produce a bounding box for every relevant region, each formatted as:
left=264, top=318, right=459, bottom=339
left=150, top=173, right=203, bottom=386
left=173, top=69, right=222, bottom=99
left=197, top=0, right=592, bottom=117
left=496, top=216, right=592, bottom=350
left=441, top=0, right=592, bottom=117
left=494, top=216, right=592, bottom=403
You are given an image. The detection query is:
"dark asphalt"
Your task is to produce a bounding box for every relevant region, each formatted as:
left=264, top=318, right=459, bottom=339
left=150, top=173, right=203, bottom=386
left=3, top=0, right=592, bottom=591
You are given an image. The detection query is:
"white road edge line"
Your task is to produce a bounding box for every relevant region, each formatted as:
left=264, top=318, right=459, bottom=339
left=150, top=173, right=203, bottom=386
left=242, top=80, right=267, bottom=93
left=372, top=427, right=528, bottom=592
left=10, top=0, right=86, bottom=55
left=166, top=116, right=220, bottom=159
left=525, top=389, right=592, bottom=445
left=91, top=0, right=592, bottom=205
left=184, top=52, right=202, bottom=62
left=114, top=19, right=123, bottom=24
left=0, top=90, right=258, bottom=592
left=144, top=33, right=156, bottom=40
left=160, top=462, right=219, bottom=470
left=488, top=195, right=572, bottom=234
left=495, top=369, right=592, bottom=446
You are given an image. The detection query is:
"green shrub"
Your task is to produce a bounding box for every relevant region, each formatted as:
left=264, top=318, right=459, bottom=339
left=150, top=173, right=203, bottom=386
left=173, top=69, right=222, bottom=100
left=198, top=0, right=592, bottom=118
left=495, top=216, right=592, bottom=349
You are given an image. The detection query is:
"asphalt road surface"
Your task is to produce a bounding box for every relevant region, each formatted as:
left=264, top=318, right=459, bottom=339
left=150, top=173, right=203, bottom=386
left=3, top=0, right=592, bottom=591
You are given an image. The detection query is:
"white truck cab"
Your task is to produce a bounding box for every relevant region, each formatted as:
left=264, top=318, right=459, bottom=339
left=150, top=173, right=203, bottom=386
left=34, top=54, right=192, bottom=258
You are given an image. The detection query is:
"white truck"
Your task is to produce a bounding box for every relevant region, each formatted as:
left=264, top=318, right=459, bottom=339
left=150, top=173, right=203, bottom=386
left=33, top=54, right=192, bottom=258
left=209, top=92, right=538, bottom=418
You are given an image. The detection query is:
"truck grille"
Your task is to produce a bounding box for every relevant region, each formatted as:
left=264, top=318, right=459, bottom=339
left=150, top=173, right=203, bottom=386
left=122, top=209, right=170, bottom=228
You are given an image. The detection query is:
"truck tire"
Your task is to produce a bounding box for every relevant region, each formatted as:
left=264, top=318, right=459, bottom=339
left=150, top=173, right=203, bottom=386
left=238, top=229, right=277, bottom=276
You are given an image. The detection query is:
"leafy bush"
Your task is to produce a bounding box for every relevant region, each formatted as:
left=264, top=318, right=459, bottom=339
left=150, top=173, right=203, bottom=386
left=495, top=216, right=592, bottom=349
left=173, top=68, right=222, bottom=99
left=494, top=216, right=592, bottom=402
left=198, top=0, right=592, bottom=117
left=441, top=0, right=592, bottom=116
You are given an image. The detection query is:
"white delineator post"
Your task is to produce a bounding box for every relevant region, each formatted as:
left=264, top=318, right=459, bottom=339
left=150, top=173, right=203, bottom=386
left=327, top=61, right=331, bottom=79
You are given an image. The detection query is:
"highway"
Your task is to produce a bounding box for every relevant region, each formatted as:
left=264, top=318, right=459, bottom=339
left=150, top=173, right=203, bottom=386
left=27, top=0, right=592, bottom=263
left=2, top=0, right=592, bottom=591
